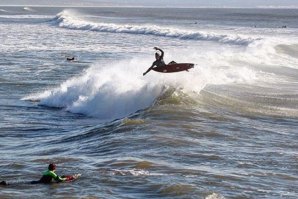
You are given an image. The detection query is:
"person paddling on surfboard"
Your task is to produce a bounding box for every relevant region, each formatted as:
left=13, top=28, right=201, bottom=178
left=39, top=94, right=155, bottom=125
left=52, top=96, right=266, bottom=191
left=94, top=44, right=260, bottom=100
left=0, top=163, right=79, bottom=186
left=143, top=47, right=166, bottom=76
left=31, top=163, right=67, bottom=184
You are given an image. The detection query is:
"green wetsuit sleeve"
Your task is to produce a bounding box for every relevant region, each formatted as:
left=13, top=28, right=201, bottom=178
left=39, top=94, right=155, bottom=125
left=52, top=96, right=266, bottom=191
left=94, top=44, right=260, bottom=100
left=44, top=170, right=66, bottom=182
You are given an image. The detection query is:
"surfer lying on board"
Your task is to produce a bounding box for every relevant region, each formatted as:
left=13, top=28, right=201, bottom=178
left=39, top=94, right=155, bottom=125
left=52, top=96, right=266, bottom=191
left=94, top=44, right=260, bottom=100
left=31, top=163, right=67, bottom=184
left=0, top=163, right=67, bottom=185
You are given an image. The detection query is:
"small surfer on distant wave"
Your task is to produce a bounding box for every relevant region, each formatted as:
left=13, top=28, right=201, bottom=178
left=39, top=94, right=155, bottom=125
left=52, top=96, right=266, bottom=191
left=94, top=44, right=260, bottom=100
left=66, top=57, right=75, bottom=61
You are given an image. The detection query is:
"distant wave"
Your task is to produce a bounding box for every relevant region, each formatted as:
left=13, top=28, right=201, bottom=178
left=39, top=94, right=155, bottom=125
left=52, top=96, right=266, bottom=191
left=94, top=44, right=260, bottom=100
left=0, top=9, right=8, bottom=12
left=23, top=7, right=36, bottom=12
left=257, top=5, right=298, bottom=9
left=51, top=10, right=259, bottom=46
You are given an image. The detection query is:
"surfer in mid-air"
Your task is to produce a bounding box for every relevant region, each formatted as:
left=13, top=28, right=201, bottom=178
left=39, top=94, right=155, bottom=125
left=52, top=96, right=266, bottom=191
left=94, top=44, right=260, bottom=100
left=143, top=47, right=177, bottom=76
left=143, top=47, right=166, bottom=76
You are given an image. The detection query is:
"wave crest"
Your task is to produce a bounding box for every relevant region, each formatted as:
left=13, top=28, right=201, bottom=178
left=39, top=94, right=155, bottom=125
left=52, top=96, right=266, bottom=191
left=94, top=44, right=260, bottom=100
left=51, top=10, right=259, bottom=46
left=23, top=7, right=36, bottom=12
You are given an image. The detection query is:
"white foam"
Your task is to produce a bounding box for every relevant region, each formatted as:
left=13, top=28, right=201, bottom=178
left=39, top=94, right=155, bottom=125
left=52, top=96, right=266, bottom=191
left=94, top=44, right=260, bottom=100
left=0, top=9, right=9, bottom=13
left=0, top=14, right=52, bottom=19
left=24, top=49, right=258, bottom=119
left=206, top=193, right=226, bottom=199
left=111, top=169, right=150, bottom=176
left=23, top=7, right=36, bottom=12
left=25, top=59, right=163, bottom=119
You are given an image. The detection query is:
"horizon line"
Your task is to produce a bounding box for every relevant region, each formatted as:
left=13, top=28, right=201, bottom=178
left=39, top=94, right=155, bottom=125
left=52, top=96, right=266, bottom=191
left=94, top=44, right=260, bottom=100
left=1, top=4, right=298, bottom=9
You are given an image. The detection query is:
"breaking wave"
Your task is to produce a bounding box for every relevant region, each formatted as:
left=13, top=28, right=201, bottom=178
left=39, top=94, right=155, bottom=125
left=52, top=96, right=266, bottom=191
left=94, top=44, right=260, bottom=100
left=51, top=10, right=260, bottom=46
left=23, top=53, right=258, bottom=120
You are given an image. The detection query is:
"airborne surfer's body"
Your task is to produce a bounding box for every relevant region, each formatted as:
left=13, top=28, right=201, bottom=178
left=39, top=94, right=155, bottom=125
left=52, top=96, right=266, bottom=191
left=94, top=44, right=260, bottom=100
left=143, top=47, right=166, bottom=76
left=143, top=47, right=178, bottom=76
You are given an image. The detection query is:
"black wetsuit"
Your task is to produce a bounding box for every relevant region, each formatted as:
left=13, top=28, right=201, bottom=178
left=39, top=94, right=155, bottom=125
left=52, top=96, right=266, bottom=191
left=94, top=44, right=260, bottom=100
left=152, top=49, right=166, bottom=68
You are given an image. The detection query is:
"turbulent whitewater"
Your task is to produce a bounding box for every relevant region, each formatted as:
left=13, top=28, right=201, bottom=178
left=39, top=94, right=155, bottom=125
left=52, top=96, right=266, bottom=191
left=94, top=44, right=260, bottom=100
left=1, top=6, right=298, bottom=199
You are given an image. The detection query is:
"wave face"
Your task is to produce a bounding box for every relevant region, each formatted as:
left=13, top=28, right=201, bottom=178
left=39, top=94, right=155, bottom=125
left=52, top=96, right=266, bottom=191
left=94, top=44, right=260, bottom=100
left=24, top=53, right=259, bottom=120
left=51, top=10, right=259, bottom=46
left=25, top=60, right=162, bottom=120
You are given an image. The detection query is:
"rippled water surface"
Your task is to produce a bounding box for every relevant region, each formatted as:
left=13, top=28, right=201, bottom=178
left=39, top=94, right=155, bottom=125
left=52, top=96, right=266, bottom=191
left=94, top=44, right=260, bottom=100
left=0, top=6, right=298, bottom=199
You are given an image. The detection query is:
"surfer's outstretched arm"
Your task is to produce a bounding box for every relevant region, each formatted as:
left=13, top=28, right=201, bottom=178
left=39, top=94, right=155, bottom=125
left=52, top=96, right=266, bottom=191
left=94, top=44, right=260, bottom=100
left=143, top=62, right=156, bottom=76
left=143, top=47, right=164, bottom=76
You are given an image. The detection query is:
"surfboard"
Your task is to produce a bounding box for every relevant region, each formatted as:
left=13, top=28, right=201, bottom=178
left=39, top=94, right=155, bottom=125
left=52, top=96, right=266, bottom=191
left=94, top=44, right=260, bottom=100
left=152, top=63, right=194, bottom=73
left=64, top=174, right=81, bottom=182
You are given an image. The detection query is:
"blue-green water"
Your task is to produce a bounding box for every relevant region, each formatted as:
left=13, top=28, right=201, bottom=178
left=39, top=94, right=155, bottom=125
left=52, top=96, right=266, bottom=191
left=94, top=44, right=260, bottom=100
left=0, top=6, right=298, bottom=198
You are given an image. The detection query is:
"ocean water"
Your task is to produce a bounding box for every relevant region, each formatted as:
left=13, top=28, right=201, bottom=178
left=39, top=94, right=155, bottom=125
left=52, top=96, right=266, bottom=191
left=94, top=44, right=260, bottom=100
left=0, top=6, right=298, bottom=199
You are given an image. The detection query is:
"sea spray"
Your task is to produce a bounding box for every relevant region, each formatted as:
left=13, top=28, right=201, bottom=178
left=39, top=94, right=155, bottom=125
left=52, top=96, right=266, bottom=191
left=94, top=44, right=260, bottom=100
left=24, top=51, right=258, bottom=119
